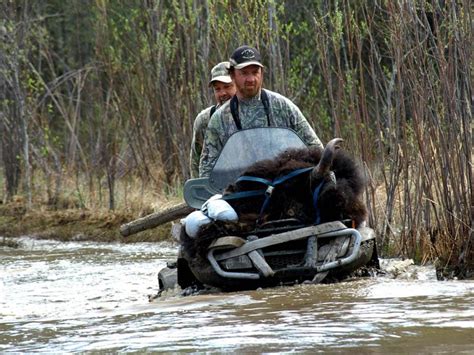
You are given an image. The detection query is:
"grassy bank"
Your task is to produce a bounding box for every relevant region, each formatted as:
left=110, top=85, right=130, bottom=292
left=0, top=201, right=173, bottom=244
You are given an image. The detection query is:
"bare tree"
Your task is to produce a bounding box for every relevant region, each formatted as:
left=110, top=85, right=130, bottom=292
left=0, top=2, right=31, bottom=205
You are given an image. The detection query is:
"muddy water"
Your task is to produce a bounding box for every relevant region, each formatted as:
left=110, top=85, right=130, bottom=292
left=1, top=237, right=473, bottom=353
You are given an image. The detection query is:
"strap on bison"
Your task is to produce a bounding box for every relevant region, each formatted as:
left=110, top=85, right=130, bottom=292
left=221, top=166, right=330, bottom=226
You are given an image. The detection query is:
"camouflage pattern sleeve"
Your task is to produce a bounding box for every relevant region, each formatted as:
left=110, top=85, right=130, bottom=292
left=199, top=102, right=230, bottom=177
left=266, top=90, right=324, bottom=151
left=290, top=102, right=324, bottom=151
left=190, top=107, right=213, bottom=178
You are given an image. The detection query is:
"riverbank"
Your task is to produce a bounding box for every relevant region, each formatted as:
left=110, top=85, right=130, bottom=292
left=0, top=201, right=172, bottom=244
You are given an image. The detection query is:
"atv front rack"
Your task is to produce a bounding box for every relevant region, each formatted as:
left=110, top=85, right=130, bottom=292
left=207, top=221, right=362, bottom=280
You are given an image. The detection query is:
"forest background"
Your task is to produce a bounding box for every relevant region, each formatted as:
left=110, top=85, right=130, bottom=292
left=0, top=0, right=472, bottom=277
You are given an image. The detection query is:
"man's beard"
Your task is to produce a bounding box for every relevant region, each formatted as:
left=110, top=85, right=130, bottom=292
left=238, top=83, right=260, bottom=99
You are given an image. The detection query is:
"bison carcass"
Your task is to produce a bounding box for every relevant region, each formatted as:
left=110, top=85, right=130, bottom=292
left=223, top=138, right=368, bottom=228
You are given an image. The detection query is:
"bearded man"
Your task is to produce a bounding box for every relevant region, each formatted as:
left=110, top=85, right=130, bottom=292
left=199, top=45, right=323, bottom=177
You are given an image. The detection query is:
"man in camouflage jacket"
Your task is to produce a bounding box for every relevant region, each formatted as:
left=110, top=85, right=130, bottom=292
left=190, top=62, right=236, bottom=177
left=199, top=45, right=323, bottom=177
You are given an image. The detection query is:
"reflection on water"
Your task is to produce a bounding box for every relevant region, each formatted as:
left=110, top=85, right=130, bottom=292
left=1, top=237, right=473, bottom=353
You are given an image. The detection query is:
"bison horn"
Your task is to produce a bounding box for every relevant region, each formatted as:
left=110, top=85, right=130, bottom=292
left=311, top=138, right=343, bottom=181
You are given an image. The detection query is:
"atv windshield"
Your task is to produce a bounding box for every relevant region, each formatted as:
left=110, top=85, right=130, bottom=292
left=209, top=127, right=307, bottom=191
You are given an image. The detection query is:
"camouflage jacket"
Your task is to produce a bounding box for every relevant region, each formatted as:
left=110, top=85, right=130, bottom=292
left=199, top=89, right=323, bottom=177
left=190, top=105, right=216, bottom=178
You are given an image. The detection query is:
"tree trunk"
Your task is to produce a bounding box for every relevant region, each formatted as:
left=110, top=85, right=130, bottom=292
left=120, top=202, right=193, bottom=237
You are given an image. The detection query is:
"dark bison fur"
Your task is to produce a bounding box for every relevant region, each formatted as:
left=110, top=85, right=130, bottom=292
left=183, top=141, right=368, bottom=260
left=224, top=144, right=367, bottom=228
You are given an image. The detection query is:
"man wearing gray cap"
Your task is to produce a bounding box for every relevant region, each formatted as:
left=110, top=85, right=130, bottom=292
left=190, top=61, right=236, bottom=178
left=199, top=45, right=323, bottom=177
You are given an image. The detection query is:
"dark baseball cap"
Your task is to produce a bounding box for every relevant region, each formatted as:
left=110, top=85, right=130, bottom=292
left=229, top=45, right=264, bottom=70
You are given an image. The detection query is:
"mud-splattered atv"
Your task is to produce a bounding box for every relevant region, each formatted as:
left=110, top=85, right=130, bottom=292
left=158, top=128, right=378, bottom=293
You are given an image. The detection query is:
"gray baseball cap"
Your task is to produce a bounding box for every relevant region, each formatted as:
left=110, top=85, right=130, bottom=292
left=209, top=61, right=232, bottom=86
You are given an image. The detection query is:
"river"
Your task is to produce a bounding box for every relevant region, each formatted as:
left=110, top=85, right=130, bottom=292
left=1, top=237, right=473, bottom=353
